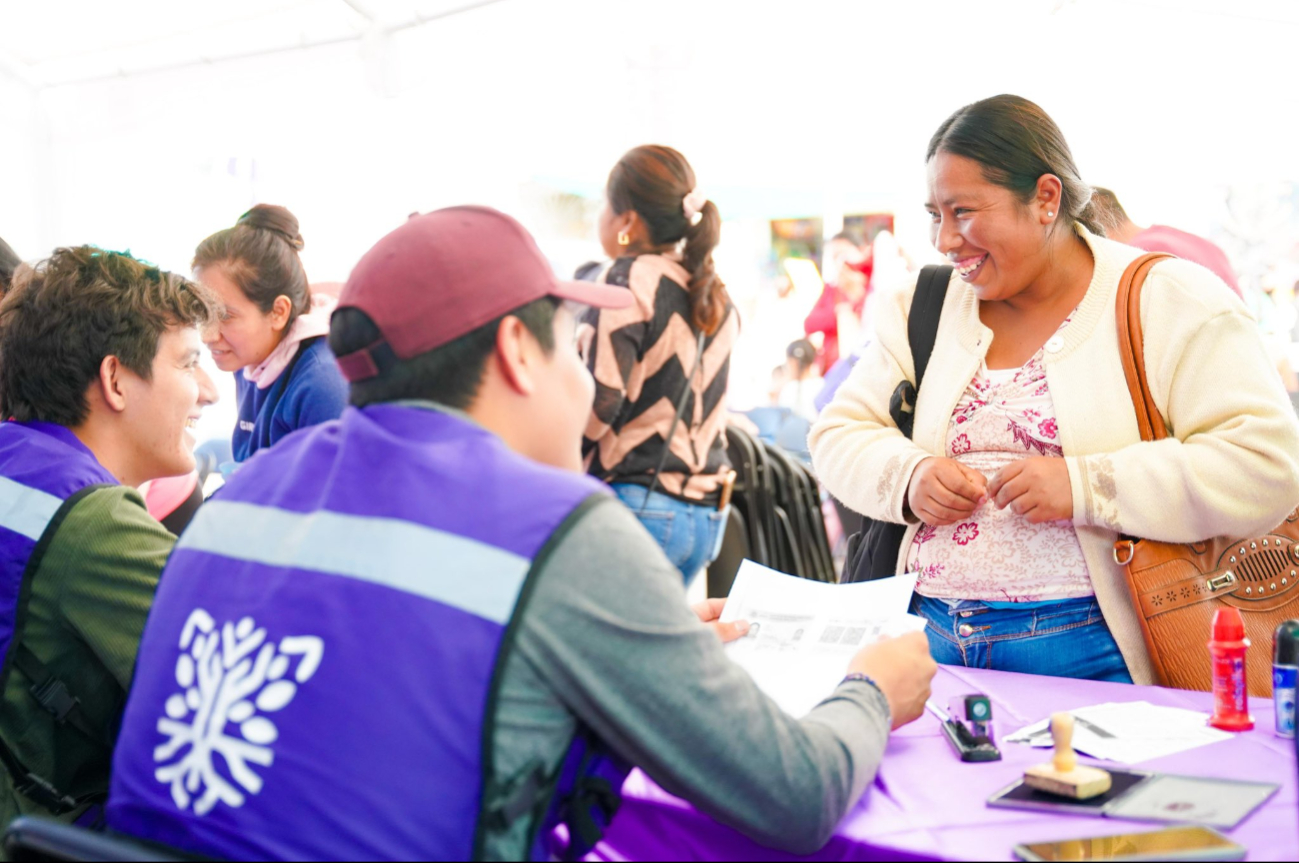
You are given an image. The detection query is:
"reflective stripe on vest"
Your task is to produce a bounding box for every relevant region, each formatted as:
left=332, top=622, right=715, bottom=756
left=179, top=501, right=530, bottom=625
left=0, top=422, right=118, bottom=666
left=108, top=404, right=617, bottom=861
left=0, top=477, right=62, bottom=542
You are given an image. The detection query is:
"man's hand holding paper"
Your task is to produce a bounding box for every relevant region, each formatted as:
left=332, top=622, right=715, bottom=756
left=850, top=631, right=937, bottom=729
left=718, top=561, right=935, bottom=723
left=693, top=597, right=750, bottom=643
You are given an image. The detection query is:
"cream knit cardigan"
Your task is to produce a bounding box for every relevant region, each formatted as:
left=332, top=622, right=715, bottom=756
left=810, top=226, right=1299, bottom=684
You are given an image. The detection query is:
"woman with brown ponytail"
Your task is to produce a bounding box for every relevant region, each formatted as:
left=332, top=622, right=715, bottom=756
left=194, top=205, right=348, bottom=463
left=583, top=145, right=740, bottom=584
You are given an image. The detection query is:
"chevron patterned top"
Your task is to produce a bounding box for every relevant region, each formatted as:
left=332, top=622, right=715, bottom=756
left=582, top=253, right=739, bottom=504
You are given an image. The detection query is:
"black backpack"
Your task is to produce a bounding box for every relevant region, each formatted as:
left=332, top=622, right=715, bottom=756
left=841, top=264, right=952, bottom=583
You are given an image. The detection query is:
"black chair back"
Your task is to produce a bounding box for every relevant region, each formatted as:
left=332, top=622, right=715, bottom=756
left=721, top=425, right=836, bottom=583
left=4, top=817, right=189, bottom=863
left=706, top=507, right=750, bottom=598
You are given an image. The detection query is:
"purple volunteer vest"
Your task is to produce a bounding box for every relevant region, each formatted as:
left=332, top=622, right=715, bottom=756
left=107, top=404, right=627, bottom=861
left=0, top=422, right=118, bottom=666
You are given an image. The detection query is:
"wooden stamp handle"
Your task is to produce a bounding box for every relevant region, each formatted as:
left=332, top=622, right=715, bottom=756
left=1050, top=713, right=1076, bottom=773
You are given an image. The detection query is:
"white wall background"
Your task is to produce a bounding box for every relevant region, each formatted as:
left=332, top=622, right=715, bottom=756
left=3, top=0, right=1297, bottom=272
left=2, top=0, right=1298, bottom=425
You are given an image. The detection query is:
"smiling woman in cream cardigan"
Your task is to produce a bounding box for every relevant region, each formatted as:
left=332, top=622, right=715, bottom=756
left=811, top=95, right=1299, bottom=686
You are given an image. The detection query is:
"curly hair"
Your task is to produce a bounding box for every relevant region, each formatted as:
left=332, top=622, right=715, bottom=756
left=0, top=236, right=19, bottom=292
left=0, top=247, right=218, bottom=426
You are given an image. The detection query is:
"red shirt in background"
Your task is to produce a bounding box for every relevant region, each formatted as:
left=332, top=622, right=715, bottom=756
left=804, top=284, right=867, bottom=374
left=1129, top=225, right=1242, bottom=298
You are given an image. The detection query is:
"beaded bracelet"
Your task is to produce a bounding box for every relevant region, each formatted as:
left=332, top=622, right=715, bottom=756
left=841, top=672, right=883, bottom=695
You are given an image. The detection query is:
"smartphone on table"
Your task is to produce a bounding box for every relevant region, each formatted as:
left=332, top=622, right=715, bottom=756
left=1014, top=825, right=1245, bottom=862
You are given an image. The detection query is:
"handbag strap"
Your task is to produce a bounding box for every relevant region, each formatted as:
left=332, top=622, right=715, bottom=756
left=641, top=329, right=708, bottom=512
left=1114, top=253, right=1175, bottom=442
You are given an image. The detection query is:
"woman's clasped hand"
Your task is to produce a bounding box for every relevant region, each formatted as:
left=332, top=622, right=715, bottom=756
left=905, top=457, right=987, bottom=526
left=987, top=456, right=1074, bottom=523
left=907, top=455, right=1073, bottom=525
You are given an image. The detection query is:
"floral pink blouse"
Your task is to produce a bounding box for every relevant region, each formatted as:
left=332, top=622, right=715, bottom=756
left=907, top=316, right=1093, bottom=602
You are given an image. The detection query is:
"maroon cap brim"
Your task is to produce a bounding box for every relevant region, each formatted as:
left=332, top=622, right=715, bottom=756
left=550, top=278, right=635, bottom=310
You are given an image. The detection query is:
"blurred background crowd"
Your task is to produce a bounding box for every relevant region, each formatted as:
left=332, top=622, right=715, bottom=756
left=4, top=0, right=1299, bottom=444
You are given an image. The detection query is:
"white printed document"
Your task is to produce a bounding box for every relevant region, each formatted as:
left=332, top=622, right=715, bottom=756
left=1004, top=701, right=1233, bottom=764
left=720, top=561, right=926, bottom=718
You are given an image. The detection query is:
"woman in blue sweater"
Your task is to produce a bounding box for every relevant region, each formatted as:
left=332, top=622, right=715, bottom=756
left=195, top=205, right=348, bottom=462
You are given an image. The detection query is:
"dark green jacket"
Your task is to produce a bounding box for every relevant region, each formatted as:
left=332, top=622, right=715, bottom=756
left=0, top=486, right=173, bottom=829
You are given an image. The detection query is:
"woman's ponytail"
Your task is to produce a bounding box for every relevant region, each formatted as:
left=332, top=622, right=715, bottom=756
left=681, top=199, right=727, bottom=335
left=1073, top=190, right=1106, bottom=237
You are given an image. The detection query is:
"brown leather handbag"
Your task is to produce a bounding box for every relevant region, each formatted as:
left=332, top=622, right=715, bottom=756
left=1112, top=252, right=1299, bottom=697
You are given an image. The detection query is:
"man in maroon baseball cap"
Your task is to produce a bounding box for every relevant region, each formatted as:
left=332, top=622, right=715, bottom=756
left=335, top=206, right=633, bottom=382
left=332, top=205, right=633, bottom=471
left=111, top=205, right=935, bottom=861
left=324, top=206, right=933, bottom=857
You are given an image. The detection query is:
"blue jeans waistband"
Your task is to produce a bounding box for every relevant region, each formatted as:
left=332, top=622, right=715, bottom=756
left=932, top=596, right=1097, bottom=614
left=911, top=593, right=1131, bottom=683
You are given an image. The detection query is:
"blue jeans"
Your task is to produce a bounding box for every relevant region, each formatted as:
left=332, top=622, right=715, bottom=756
left=612, top=484, right=727, bottom=586
left=912, top=595, right=1134, bottom=683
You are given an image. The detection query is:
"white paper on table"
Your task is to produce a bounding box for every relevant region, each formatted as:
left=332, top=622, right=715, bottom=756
left=720, top=561, right=926, bottom=718
left=1003, top=701, right=1233, bottom=764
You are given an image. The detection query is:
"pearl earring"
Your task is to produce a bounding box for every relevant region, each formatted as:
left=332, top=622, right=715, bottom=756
left=1047, top=211, right=1055, bottom=218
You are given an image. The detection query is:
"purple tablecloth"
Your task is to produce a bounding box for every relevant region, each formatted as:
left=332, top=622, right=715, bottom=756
left=591, top=666, right=1297, bottom=861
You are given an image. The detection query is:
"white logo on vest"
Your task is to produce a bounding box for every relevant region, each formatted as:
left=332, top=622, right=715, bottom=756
left=154, top=608, right=324, bottom=815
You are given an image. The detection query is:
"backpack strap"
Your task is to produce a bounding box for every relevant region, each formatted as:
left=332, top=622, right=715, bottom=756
left=909, top=265, right=953, bottom=392
left=0, top=483, right=116, bottom=814
left=474, top=494, right=626, bottom=861
left=14, top=646, right=107, bottom=745
left=889, top=265, right=953, bottom=439
left=0, top=740, right=79, bottom=815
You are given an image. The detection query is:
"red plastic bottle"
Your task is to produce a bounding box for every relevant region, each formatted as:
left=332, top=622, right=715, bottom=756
left=1208, top=606, right=1255, bottom=731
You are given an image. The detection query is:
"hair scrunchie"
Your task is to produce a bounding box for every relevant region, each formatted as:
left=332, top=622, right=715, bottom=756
left=682, top=189, right=708, bottom=226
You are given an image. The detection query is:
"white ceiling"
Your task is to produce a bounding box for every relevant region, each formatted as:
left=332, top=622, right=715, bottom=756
left=3, top=0, right=1299, bottom=280
left=0, top=0, right=502, bottom=88
left=4, top=0, right=1299, bottom=438
left=4, top=0, right=1299, bottom=91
